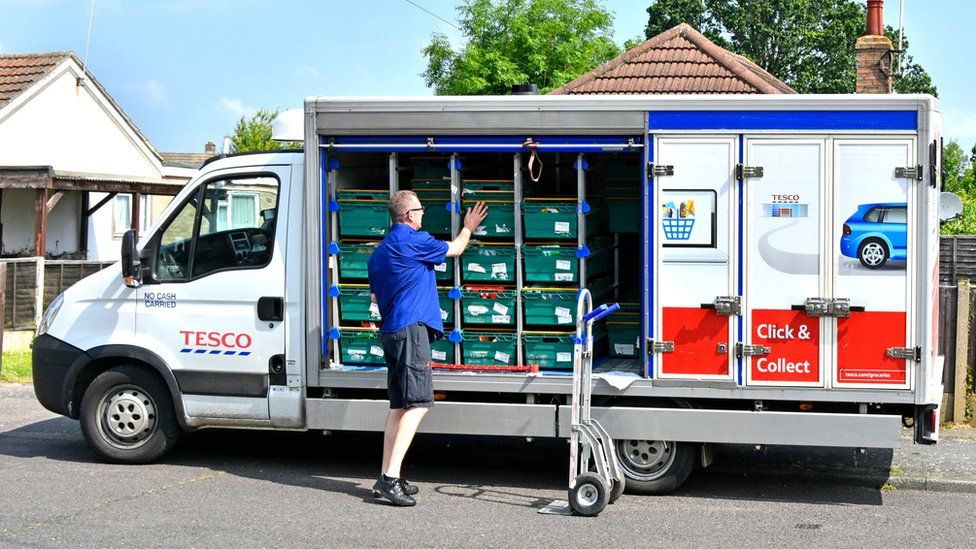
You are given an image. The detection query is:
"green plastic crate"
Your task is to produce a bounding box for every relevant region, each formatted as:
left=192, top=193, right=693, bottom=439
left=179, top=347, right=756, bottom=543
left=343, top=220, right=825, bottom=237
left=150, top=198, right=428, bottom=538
left=587, top=238, right=613, bottom=279
left=414, top=192, right=452, bottom=235
left=337, top=190, right=389, bottom=238
left=462, top=245, right=515, bottom=282
left=339, top=330, right=386, bottom=365
left=430, top=338, right=456, bottom=364
left=460, top=180, right=514, bottom=199
left=522, top=280, right=611, bottom=327
left=337, top=285, right=381, bottom=322
left=522, top=200, right=603, bottom=240
left=462, top=331, right=516, bottom=365
left=607, top=320, right=640, bottom=358
left=522, top=287, right=579, bottom=328
left=523, top=329, right=607, bottom=371
left=412, top=157, right=451, bottom=179
left=336, top=242, right=378, bottom=280
left=336, top=242, right=453, bottom=282
left=437, top=288, right=455, bottom=325
left=463, top=199, right=515, bottom=238
left=462, top=287, right=516, bottom=326
left=523, top=245, right=579, bottom=283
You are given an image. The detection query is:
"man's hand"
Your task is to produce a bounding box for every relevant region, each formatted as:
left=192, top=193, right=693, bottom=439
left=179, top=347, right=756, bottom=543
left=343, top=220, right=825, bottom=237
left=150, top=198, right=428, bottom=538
left=463, top=201, right=489, bottom=232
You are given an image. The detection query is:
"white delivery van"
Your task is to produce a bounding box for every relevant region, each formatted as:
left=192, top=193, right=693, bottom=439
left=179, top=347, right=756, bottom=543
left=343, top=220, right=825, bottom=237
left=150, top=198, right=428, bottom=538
left=33, top=94, right=953, bottom=494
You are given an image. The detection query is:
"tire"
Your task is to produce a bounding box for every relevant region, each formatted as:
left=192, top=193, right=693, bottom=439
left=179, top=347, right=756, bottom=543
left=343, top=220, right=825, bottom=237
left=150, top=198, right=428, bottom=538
left=608, top=476, right=626, bottom=504
left=569, top=472, right=609, bottom=517
left=857, top=238, right=889, bottom=269
left=616, top=439, right=695, bottom=495
left=79, top=365, right=180, bottom=464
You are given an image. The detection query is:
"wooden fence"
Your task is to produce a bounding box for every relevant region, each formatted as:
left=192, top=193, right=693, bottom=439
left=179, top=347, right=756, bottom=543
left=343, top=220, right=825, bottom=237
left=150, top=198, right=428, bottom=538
left=941, top=236, right=976, bottom=285
left=2, top=259, right=115, bottom=329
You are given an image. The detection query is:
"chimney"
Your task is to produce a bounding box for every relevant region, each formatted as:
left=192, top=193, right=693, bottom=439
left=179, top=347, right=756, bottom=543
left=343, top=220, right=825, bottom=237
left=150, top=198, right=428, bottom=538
left=204, top=141, right=216, bottom=155
left=855, top=0, right=893, bottom=94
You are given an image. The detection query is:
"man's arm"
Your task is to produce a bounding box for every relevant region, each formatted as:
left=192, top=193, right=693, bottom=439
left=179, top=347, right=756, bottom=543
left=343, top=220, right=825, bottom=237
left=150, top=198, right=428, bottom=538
left=445, top=201, right=488, bottom=257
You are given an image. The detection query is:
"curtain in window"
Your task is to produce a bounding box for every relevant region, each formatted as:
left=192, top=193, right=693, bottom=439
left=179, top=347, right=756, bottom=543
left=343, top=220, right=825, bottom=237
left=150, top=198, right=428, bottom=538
left=231, top=194, right=256, bottom=228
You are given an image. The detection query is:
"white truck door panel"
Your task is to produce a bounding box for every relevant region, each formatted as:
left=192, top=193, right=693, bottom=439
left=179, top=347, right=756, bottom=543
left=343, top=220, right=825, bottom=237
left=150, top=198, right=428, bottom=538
left=744, top=139, right=826, bottom=387
left=136, top=166, right=289, bottom=419
left=654, top=137, right=736, bottom=380
left=832, top=139, right=915, bottom=389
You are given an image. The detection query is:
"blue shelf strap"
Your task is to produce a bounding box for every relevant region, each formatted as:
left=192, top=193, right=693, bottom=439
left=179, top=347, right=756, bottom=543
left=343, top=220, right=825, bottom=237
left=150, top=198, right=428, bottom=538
left=328, top=327, right=341, bottom=340
left=452, top=158, right=462, bottom=170
left=576, top=245, right=591, bottom=258
left=573, top=158, right=589, bottom=171
left=329, top=199, right=339, bottom=212
left=327, top=157, right=340, bottom=171
left=328, top=284, right=340, bottom=297
left=448, top=287, right=462, bottom=300
left=578, top=200, right=591, bottom=214
left=449, top=329, right=463, bottom=343
left=328, top=241, right=340, bottom=255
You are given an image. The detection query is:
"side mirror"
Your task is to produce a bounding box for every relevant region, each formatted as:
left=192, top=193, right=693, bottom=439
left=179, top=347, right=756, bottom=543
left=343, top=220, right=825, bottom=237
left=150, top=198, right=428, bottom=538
left=121, top=229, right=142, bottom=288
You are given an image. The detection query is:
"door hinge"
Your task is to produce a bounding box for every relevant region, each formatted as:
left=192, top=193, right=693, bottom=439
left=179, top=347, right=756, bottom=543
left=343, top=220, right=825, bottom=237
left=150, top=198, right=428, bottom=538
left=735, top=164, right=764, bottom=179
left=647, top=162, right=674, bottom=178
left=886, top=346, right=921, bottom=362
left=736, top=343, right=771, bottom=358
left=713, top=295, right=742, bottom=316
left=895, top=165, right=924, bottom=181
left=647, top=338, right=674, bottom=354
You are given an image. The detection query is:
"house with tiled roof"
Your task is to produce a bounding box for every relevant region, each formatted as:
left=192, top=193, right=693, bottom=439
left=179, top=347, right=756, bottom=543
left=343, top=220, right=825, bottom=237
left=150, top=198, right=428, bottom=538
left=0, top=51, right=195, bottom=261
left=550, top=23, right=795, bottom=95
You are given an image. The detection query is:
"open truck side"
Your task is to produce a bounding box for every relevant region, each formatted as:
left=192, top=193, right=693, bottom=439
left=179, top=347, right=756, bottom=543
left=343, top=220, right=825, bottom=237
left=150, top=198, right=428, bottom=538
left=33, top=94, right=945, bottom=493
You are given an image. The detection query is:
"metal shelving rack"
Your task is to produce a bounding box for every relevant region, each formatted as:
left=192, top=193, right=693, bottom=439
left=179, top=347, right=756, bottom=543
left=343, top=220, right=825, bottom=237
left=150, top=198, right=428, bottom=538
left=513, top=153, right=525, bottom=366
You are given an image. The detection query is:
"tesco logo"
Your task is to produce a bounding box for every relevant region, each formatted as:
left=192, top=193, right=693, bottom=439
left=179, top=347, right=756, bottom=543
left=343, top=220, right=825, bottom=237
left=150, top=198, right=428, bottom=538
left=179, top=330, right=252, bottom=349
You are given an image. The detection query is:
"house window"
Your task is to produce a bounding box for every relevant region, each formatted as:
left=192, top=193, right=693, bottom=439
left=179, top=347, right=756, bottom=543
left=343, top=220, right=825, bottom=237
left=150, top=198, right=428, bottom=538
left=114, top=194, right=150, bottom=235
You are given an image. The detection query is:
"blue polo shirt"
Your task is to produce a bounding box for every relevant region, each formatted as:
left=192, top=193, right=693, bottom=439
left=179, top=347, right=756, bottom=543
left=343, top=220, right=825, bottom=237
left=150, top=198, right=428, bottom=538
left=367, top=223, right=449, bottom=335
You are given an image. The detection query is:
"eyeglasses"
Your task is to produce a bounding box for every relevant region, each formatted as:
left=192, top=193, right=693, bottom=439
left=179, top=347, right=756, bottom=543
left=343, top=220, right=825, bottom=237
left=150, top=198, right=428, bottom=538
left=406, top=207, right=425, bottom=213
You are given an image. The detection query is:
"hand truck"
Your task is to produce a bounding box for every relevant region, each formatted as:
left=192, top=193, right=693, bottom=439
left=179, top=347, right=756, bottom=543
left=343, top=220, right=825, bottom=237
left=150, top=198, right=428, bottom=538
left=567, top=289, right=625, bottom=516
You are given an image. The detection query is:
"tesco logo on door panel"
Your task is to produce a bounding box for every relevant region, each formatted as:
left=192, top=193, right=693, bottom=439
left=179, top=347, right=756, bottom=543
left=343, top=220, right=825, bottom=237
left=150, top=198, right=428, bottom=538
left=179, top=331, right=253, bottom=349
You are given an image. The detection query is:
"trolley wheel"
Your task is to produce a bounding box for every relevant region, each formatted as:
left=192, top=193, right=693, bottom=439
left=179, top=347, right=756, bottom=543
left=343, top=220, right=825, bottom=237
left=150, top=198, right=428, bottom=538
left=608, top=476, right=626, bottom=504
left=569, top=472, right=609, bottom=516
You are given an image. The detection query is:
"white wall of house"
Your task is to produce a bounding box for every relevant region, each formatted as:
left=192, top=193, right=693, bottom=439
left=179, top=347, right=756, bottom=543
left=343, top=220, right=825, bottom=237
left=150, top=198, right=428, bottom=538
left=0, top=57, right=187, bottom=260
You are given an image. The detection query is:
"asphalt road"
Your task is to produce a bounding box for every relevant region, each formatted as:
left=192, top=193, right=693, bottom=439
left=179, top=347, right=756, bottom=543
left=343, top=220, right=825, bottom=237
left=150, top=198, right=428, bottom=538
left=2, top=383, right=975, bottom=548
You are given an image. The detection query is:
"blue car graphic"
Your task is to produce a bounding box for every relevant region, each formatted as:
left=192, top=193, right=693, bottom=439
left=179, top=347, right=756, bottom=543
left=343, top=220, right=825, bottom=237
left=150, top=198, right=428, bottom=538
left=840, top=202, right=907, bottom=269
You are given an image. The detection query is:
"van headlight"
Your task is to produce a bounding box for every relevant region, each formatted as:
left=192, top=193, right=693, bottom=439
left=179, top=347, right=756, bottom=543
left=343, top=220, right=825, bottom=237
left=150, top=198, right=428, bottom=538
left=36, top=293, right=64, bottom=337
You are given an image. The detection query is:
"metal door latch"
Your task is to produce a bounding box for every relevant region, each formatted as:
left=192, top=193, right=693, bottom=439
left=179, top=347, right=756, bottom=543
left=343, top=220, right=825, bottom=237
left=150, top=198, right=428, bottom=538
left=714, top=296, right=742, bottom=316
left=717, top=343, right=728, bottom=354
left=647, top=339, right=675, bottom=353
left=886, top=346, right=921, bottom=362
left=736, top=343, right=771, bottom=358
left=735, top=164, right=764, bottom=179
left=646, top=163, right=674, bottom=178
left=804, top=297, right=830, bottom=317
left=895, top=165, right=924, bottom=181
left=829, top=298, right=851, bottom=318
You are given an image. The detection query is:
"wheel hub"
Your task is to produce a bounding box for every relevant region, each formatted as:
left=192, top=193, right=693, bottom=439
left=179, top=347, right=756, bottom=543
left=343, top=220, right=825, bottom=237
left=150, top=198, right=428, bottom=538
left=617, top=439, right=676, bottom=481
left=576, top=483, right=599, bottom=506
left=100, top=388, right=156, bottom=446
left=862, top=243, right=885, bottom=265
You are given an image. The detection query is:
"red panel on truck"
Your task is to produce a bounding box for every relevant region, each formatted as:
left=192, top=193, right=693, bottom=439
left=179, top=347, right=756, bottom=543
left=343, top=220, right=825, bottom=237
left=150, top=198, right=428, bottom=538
left=661, top=307, right=729, bottom=377
left=750, top=309, right=820, bottom=384
left=836, top=311, right=908, bottom=385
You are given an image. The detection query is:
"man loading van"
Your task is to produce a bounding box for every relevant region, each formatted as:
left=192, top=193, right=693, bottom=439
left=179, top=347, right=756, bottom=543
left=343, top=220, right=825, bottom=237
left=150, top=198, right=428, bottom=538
left=367, top=190, right=488, bottom=506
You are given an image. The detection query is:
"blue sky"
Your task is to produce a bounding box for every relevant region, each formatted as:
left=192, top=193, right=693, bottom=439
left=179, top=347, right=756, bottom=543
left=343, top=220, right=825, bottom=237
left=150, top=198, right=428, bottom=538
left=1, top=0, right=973, bottom=153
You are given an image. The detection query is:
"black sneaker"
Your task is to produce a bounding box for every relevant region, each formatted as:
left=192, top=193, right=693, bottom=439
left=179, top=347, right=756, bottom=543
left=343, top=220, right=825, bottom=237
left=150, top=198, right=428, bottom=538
left=399, top=478, right=420, bottom=496
left=372, top=475, right=416, bottom=507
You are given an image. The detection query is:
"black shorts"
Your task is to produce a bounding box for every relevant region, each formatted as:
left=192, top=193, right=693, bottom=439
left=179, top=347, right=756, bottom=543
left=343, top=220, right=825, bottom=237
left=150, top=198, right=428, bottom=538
left=380, top=322, right=435, bottom=409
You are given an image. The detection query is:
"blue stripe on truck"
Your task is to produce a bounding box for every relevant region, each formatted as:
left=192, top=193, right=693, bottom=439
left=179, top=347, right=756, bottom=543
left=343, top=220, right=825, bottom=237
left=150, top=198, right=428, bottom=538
left=647, top=110, right=917, bottom=131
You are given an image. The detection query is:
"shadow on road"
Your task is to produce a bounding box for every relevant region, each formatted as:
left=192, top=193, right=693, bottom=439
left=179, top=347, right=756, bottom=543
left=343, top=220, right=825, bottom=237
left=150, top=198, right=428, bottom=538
left=0, top=417, right=890, bottom=507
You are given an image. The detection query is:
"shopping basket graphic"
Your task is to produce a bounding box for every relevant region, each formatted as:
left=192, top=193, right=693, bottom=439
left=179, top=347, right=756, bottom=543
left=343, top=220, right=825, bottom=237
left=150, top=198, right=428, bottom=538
left=662, top=217, right=695, bottom=240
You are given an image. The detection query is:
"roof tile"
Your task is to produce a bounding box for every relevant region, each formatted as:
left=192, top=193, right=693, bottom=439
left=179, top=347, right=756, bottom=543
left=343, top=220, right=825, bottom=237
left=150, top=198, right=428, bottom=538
left=550, top=24, right=794, bottom=95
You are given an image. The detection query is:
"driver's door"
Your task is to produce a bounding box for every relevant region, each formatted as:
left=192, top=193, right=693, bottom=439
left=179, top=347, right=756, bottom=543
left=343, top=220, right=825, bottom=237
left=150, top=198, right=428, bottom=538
left=137, top=167, right=287, bottom=420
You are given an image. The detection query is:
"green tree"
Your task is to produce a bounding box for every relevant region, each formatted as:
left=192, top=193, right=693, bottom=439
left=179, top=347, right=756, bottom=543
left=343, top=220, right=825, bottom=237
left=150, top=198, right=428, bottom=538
left=941, top=140, right=976, bottom=235
left=230, top=109, right=300, bottom=153
left=642, top=0, right=936, bottom=95
left=422, top=0, right=621, bottom=95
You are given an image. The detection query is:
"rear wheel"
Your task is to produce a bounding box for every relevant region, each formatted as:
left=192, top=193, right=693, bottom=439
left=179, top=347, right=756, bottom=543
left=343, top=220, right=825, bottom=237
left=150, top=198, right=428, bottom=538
left=857, top=239, right=889, bottom=269
left=569, top=472, right=609, bottom=516
left=616, top=439, right=695, bottom=495
left=80, top=365, right=180, bottom=464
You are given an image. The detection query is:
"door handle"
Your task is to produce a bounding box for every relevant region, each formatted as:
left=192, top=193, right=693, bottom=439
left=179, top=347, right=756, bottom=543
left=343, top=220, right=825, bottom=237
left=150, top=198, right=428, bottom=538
left=258, top=297, right=284, bottom=322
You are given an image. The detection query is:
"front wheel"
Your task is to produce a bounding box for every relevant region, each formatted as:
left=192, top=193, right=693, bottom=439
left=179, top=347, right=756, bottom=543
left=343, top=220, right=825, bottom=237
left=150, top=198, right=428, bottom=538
left=569, top=472, right=609, bottom=516
left=616, top=439, right=695, bottom=495
left=80, top=365, right=180, bottom=464
left=857, top=239, right=889, bottom=269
